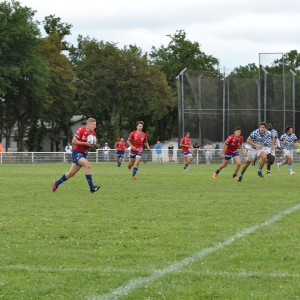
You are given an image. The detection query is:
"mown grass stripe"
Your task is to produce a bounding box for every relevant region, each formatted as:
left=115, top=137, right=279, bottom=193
left=89, top=203, right=300, bottom=300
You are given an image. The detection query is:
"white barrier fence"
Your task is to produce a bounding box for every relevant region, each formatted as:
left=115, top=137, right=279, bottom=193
left=0, top=149, right=292, bottom=164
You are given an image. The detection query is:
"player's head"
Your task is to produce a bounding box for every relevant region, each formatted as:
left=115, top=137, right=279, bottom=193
left=185, top=132, right=190, bottom=137
left=285, top=126, right=293, bottom=133
left=136, top=121, right=144, bottom=131
left=86, top=118, right=96, bottom=131
left=266, top=122, right=273, bottom=130
left=259, top=122, right=267, bottom=133
left=233, top=126, right=242, bottom=137
left=120, top=137, right=125, bottom=141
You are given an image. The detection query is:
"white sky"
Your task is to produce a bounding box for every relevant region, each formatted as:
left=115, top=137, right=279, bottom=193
left=17, top=0, right=300, bottom=70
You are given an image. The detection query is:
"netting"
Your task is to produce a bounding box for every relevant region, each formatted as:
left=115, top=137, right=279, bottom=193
left=177, top=55, right=300, bottom=146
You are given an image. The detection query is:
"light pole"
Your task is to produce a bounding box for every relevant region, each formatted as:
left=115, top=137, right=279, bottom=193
left=290, top=69, right=296, bottom=130
left=261, top=66, right=268, bottom=121
left=198, top=74, right=203, bottom=145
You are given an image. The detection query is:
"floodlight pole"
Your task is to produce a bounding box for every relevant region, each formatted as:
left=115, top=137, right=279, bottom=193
left=261, top=66, right=268, bottom=121
left=290, top=69, right=296, bottom=130
left=222, top=67, right=226, bottom=142
left=226, top=73, right=233, bottom=137
left=198, top=74, right=203, bottom=145
left=256, top=77, right=261, bottom=124
left=176, top=67, right=187, bottom=140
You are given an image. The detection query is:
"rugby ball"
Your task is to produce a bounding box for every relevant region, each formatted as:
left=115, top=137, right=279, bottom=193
left=87, top=134, right=96, bottom=144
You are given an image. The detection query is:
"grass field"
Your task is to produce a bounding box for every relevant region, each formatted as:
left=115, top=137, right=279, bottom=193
left=1, top=162, right=300, bottom=300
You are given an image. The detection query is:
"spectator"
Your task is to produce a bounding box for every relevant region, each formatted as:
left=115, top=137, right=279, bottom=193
left=168, top=142, right=174, bottom=163
left=204, top=142, right=212, bottom=164
left=154, top=141, right=163, bottom=163
left=64, top=141, right=72, bottom=163
left=0, top=142, right=3, bottom=152
left=103, top=143, right=110, bottom=162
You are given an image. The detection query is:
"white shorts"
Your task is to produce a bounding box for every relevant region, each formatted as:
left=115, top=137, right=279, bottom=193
left=246, top=149, right=264, bottom=161
left=283, top=149, right=293, bottom=158
left=263, top=146, right=275, bottom=156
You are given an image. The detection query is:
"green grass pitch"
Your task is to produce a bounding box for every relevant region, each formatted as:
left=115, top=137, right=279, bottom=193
left=1, top=162, right=300, bottom=299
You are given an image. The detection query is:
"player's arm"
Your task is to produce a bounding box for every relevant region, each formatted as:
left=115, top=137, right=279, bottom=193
left=246, top=136, right=261, bottom=149
left=271, top=135, right=275, bottom=150
left=220, top=143, right=226, bottom=158
left=144, top=141, right=151, bottom=151
left=127, top=139, right=136, bottom=151
left=72, top=136, right=90, bottom=147
left=240, top=143, right=246, bottom=156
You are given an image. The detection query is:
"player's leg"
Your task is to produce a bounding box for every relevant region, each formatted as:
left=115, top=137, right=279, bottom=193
left=286, top=153, right=295, bottom=174
left=78, top=157, right=100, bottom=192
left=186, top=153, right=193, bottom=167
left=213, top=158, right=229, bottom=178
left=183, top=154, right=187, bottom=170
left=128, top=153, right=135, bottom=170
left=266, top=153, right=275, bottom=174
left=132, top=154, right=142, bottom=179
left=233, top=155, right=242, bottom=178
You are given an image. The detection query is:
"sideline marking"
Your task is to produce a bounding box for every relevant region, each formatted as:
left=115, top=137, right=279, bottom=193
left=89, top=203, right=300, bottom=300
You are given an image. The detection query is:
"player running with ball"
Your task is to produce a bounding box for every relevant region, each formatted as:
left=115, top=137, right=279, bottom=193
left=52, top=118, right=100, bottom=193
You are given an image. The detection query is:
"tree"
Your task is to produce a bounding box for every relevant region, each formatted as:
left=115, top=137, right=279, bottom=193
left=149, top=30, right=220, bottom=140
left=0, top=0, right=50, bottom=151
left=71, top=36, right=173, bottom=146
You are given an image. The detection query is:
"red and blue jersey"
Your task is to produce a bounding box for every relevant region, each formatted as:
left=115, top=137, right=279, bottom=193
left=73, top=126, right=96, bottom=153
left=128, top=130, right=148, bottom=154
left=115, top=141, right=126, bottom=152
left=225, top=134, right=243, bottom=154
left=180, top=137, right=191, bottom=153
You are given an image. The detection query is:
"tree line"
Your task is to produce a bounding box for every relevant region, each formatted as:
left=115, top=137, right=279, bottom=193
left=1, top=0, right=299, bottom=151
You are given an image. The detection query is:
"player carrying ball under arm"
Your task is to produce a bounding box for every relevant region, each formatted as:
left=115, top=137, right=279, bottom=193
left=52, top=118, right=100, bottom=193
left=127, top=121, right=151, bottom=180
left=237, top=122, right=274, bottom=182
left=213, top=126, right=245, bottom=179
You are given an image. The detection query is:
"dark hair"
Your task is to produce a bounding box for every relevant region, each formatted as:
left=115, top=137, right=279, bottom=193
left=234, top=126, right=241, bottom=131
left=136, top=121, right=144, bottom=126
left=260, top=122, right=267, bottom=127
left=285, top=126, right=292, bottom=133
left=267, top=122, right=273, bottom=126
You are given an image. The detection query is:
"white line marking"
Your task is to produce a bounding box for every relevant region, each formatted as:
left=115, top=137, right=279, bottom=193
left=89, top=203, right=300, bottom=300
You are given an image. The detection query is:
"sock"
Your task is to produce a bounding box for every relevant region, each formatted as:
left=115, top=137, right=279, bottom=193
left=85, top=174, right=94, bottom=189
left=117, top=162, right=121, bottom=167
left=216, top=170, right=220, bottom=174
left=132, top=167, right=138, bottom=177
left=258, top=167, right=262, bottom=172
left=240, top=173, right=244, bottom=178
left=288, top=163, right=292, bottom=170
left=56, top=174, right=67, bottom=186
left=233, top=173, right=236, bottom=177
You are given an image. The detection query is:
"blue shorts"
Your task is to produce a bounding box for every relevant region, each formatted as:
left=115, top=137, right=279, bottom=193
left=72, top=150, right=87, bottom=165
left=224, top=152, right=239, bottom=160
left=117, top=151, right=125, bottom=158
left=130, top=152, right=143, bottom=159
left=182, top=151, right=192, bottom=156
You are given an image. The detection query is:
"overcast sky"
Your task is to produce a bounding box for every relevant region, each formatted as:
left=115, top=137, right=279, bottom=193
left=17, top=0, right=300, bottom=71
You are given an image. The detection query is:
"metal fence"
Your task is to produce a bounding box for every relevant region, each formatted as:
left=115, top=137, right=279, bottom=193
left=0, top=149, right=295, bottom=164
left=177, top=64, right=300, bottom=147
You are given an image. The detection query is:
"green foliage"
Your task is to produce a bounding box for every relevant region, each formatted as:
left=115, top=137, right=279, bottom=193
left=0, top=0, right=50, bottom=151
left=40, top=33, right=76, bottom=151
left=42, top=14, right=72, bottom=50
left=71, top=36, right=173, bottom=146
left=1, top=163, right=300, bottom=299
